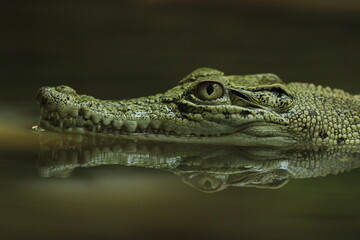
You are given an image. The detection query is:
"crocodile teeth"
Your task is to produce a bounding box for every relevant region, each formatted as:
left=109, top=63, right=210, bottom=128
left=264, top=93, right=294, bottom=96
left=102, top=118, right=111, bottom=126
left=76, top=116, right=83, bottom=127
left=137, top=119, right=150, bottom=129
left=96, top=124, right=102, bottom=133
left=113, top=120, right=123, bottom=129
left=69, top=118, right=75, bottom=127
left=91, top=114, right=101, bottom=124
left=80, top=108, right=91, bottom=119
left=124, top=121, right=137, bottom=132
left=150, top=120, right=161, bottom=129
left=58, top=109, right=68, bottom=118
left=39, top=106, right=221, bottom=137
left=69, top=109, right=78, bottom=117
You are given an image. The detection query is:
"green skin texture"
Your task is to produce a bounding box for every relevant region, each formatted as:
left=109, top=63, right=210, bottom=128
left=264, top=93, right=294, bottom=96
left=37, top=68, right=360, bottom=147
left=37, top=133, right=360, bottom=192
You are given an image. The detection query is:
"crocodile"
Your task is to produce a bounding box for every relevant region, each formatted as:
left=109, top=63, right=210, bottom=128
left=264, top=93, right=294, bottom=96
left=37, top=133, right=360, bottom=192
left=36, top=68, right=360, bottom=146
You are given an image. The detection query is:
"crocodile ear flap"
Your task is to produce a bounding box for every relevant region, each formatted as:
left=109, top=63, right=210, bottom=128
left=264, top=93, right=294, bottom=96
left=179, top=68, right=224, bottom=84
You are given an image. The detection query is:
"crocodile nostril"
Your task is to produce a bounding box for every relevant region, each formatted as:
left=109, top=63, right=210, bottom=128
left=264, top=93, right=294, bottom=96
left=55, top=85, right=76, bottom=94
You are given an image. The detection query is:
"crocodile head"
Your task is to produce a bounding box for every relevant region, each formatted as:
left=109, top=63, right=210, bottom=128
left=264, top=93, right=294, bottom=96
left=37, top=68, right=296, bottom=146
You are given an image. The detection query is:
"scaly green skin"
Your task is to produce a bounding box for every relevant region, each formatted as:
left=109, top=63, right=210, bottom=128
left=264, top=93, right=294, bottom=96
left=37, top=68, right=360, bottom=146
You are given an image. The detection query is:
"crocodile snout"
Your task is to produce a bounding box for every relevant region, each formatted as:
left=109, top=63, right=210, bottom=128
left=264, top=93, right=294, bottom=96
left=37, top=85, right=80, bottom=110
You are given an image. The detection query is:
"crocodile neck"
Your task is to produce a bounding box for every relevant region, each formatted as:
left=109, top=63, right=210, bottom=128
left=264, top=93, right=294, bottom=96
left=286, top=82, right=360, bottom=144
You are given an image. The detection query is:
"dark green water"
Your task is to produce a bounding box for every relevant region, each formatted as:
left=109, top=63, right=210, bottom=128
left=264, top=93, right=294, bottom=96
left=1, top=1, right=360, bottom=239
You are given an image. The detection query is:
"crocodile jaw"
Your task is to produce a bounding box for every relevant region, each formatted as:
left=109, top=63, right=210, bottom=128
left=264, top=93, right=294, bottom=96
left=36, top=85, right=294, bottom=146
left=37, top=86, right=231, bottom=137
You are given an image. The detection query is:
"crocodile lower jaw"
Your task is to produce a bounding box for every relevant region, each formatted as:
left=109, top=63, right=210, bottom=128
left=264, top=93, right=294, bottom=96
left=37, top=106, right=223, bottom=137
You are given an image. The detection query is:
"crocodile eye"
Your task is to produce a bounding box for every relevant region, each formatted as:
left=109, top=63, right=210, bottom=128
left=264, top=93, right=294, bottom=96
left=195, top=81, right=224, bottom=100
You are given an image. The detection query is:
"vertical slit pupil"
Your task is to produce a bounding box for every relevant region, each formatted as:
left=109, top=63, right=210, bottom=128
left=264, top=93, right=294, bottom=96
left=206, top=84, right=214, bottom=95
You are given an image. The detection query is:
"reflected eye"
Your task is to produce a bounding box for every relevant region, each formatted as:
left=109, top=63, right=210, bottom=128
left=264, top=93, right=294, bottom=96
left=183, top=174, right=224, bottom=192
left=195, top=81, right=224, bottom=100
left=194, top=175, right=222, bottom=191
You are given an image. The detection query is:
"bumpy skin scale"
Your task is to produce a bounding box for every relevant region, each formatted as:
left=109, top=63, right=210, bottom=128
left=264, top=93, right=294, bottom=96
left=37, top=68, right=360, bottom=146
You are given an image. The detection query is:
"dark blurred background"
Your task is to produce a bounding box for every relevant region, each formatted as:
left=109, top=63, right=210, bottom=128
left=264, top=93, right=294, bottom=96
left=1, top=0, right=360, bottom=107
left=1, top=1, right=360, bottom=240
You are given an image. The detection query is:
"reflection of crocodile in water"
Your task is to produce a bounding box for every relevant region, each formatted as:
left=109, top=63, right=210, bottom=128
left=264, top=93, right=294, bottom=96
left=37, top=133, right=360, bottom=192
left=36, top=68, right=360, bottom=146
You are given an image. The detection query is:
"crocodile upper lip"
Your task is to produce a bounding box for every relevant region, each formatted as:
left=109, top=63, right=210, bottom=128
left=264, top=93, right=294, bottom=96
left=37, top=86, right=225, bottom=137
